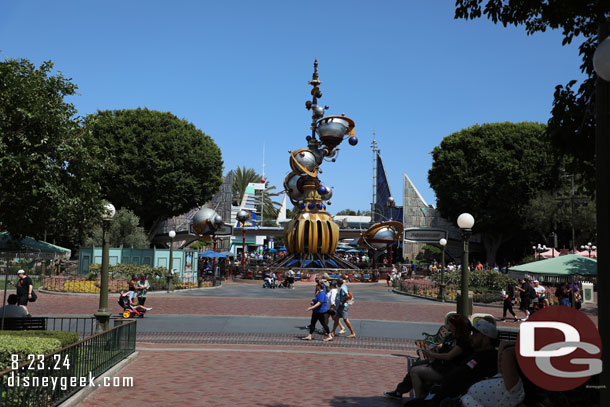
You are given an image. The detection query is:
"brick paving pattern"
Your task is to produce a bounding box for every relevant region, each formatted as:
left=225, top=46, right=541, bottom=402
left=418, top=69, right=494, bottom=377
left=79, top=345, right=410, bottom=407
left=137, top=332, right=418, bottom=351
left=30, top=291, right=598, bottom=328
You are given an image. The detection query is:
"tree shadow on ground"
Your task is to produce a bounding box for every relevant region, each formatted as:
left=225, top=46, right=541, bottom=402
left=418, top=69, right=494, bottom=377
left=257, top=396, right=402, bottom=407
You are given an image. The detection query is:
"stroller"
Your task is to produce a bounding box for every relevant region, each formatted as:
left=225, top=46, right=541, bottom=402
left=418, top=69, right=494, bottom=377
left=118, top=291, right=148, bottom=318
left=278, top=278, right=291, bottom=288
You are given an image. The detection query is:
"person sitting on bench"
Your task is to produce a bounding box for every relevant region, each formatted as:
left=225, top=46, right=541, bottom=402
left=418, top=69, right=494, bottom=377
left=0, top=294, right=28, bottom=318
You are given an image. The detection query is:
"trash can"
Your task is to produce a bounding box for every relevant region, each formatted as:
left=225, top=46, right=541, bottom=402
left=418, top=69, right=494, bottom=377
left=581, top=281, right=594, bottom=304
left=456, top=290, right=473, bottom=317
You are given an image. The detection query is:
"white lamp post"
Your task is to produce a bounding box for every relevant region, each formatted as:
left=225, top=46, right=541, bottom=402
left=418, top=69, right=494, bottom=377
left=95, top=203, right=115, bottom=332
left=457, top=213, right=474, bottom=317
left=439, top=238, right=447, bottom=302
left=580, top=242, right=596, bottom=258
left=167, top=230, right=176, bottom=292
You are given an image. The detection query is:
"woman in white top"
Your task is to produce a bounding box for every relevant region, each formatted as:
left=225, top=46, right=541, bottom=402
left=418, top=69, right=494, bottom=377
left=459, top=342, right=525, bottom=407
left=326, top=281, right=345, bottom=335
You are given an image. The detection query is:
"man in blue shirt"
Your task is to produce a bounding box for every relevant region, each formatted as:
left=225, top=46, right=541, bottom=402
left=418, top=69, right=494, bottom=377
left=331, top=279, right=356, bottom=338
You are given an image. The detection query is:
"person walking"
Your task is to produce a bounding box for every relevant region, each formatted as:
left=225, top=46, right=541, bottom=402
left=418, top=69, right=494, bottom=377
left=327, top=280, right=345, bottom=335
left=136, top=275, right=150, bottom=306
left=302, top=282, right=333, bottom=342
left=500, top=281, right=518, bottom=322
left=331, top=278, right=356, bottom=338
left=15, top=270, right=33, bottom=315
left=515, top=278, right=534, bottom=321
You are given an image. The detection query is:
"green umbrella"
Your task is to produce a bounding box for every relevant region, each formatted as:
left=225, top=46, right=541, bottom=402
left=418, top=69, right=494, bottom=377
left=509, top=254, right=596, bottom=277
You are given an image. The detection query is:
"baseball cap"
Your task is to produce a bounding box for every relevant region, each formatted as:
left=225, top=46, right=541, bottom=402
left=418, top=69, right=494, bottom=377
left=533, top=280, right=539, bottom=283
left=472, top=320, right=498, bottom=339
left=336, top=278, right=344, bottom=284
left=17, top=269, right=25, bottom=275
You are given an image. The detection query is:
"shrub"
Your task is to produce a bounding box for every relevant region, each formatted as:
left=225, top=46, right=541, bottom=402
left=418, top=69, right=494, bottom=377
left=431, top=269, right=514, bottom=292
left=0, top=331, right=79, bottom=348
left=0, top=336, right=62, bottom=371
left=89, top=264, right=180, bottom=283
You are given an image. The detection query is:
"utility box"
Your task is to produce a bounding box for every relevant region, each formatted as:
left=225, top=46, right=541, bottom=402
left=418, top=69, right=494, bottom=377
left=581, top=281, right=594, bottom=304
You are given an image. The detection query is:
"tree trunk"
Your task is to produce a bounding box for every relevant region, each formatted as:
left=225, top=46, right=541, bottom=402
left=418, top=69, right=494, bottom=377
left=482, top=232, right=505, bottom=267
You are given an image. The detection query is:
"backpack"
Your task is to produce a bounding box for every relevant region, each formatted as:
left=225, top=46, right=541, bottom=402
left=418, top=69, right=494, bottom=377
left=527, top=284, right=537, bottom=300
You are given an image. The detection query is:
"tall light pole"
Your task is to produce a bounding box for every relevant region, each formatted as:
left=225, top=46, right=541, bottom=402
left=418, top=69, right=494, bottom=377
left=387, top=196, right=396, bottom=268
left=532, top=244, right=548, bottom=260
left=593, top=23, right=610, bottom=407
left=236, top=210, right=249, bottom=278
left=457, top=213, right=474, bottom=317
left=167, top=230, right=175, bottom=293
left=580, top=242, right=596, bottom=258
left=438, top=238, right=447, bottom=302
left=95, top=202, right=115, bottom=333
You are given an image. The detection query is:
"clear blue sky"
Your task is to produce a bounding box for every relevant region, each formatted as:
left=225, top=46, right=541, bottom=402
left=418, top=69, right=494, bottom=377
left=1, top=1, right=586, bottom=214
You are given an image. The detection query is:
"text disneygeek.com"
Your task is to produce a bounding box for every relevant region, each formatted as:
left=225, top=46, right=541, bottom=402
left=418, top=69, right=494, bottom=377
left=7, top=372, right=134, bottom=391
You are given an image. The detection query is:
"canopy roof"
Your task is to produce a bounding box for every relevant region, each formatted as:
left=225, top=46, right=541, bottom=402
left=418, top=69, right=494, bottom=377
left=508, top=254, right=597, bottom=277
left=0, top=232, right=71, bottom=260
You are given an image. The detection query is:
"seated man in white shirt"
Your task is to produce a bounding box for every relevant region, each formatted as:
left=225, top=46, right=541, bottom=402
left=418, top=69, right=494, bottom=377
left=533, top=280, right=549, bottom=307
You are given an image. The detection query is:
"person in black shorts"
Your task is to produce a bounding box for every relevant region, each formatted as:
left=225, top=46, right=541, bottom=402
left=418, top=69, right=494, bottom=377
left=16, top=269, right=33, bottom=315
left=515, top=278, right=532, bottom=321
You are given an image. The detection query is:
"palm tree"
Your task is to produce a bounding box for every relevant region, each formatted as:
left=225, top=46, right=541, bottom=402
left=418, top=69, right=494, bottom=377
left=232, top=166, right=282, bottom=222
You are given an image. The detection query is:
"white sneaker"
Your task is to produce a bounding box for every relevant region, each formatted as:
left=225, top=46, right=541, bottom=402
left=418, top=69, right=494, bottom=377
left=146, top=307, right=152, bottom=311
left=338, top=329, right=346, bottom=335
left=521, top=316, right=528, bottom=321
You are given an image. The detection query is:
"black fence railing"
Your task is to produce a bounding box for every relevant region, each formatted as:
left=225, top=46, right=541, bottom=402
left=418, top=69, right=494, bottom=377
left=0, top=319, right=136, bottom=407
left=45, top=317, right=98, bottom=339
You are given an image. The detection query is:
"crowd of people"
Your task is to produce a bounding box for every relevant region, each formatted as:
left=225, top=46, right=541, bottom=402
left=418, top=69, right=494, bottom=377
left=301, top=276, right=356, bottom=341
left=385, top=315, right=529, bottom=406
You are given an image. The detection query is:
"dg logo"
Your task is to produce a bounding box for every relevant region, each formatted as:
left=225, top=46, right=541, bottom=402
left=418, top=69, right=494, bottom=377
left=516, top=305, right=602, bottom=391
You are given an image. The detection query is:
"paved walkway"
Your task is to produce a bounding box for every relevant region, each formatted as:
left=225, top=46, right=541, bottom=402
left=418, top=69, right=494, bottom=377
left=78, top=344, right=411, bottom=407
left=40, top=281, right=597, bottom=407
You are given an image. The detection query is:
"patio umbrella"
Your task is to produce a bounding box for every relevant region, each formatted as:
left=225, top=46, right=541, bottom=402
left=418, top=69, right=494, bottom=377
left=509, top=254, right=596, bottom=280
left=199, top=251, right=225, bottom=258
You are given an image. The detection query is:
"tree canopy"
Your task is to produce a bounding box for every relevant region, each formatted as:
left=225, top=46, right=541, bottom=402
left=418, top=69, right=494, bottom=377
left=454, top=0, right=610, bottom=192
left=428, top=122, right=558, bottom=265
left=83, top=208, right=149, bottom=248
left=84, top=109, right=223, bottom=232
left=0, top=58, right=103, bottom=246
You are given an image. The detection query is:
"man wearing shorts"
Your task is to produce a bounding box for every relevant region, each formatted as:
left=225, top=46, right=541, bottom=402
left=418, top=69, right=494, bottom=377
left=331, top=279, right=356, bottom=338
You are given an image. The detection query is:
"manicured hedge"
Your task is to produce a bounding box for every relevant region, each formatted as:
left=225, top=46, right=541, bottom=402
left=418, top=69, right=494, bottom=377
left=0, top=336, right=62, bottom=371
left=0, top=331, right=79, bottom=347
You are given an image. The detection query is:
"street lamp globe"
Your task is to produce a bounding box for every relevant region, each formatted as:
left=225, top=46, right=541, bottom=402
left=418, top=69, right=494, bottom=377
left=457, top=213, right=475, bottom=230
left=169, top=230, right=176, bottom=239
left=103, top=203, right=116, bottom=221
left=593, top=35, right=610, bottom=81
left=439, top=238, right=447, bottom=247
left=236, top=210, right=249, bottom=223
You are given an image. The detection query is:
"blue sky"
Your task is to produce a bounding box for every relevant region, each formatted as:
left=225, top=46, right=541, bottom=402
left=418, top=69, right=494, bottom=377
left=1, top=1, right=585, bottom=214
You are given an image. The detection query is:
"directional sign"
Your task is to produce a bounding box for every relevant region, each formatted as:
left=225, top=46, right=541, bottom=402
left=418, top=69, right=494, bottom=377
left=404, top=228, right=447, bottom=243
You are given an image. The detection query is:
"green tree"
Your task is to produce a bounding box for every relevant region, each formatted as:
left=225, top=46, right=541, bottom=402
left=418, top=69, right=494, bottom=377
left=454, top=1, right=610, bottom=192
left=231, top=166, right=281, bottom=221
left=84, top=109, right=223, bottom=233
left=524, top=182, right=597, bottom=247
left=83, top=208, right=149, bottom=248
left=0, top=58, right=104, bottom=246
left=336, top=209, right=357, bottom=216
left=428, top=122, right=558, bottom=265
